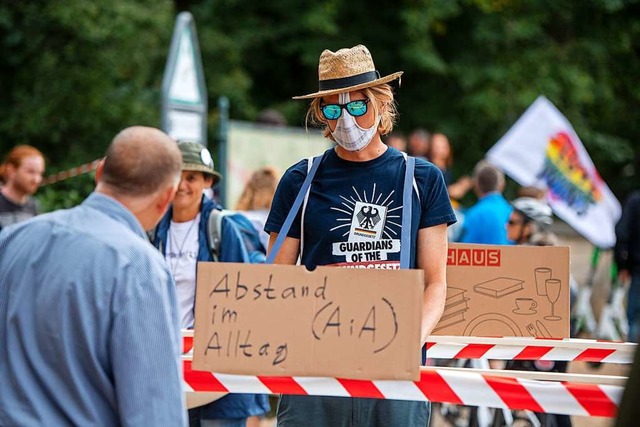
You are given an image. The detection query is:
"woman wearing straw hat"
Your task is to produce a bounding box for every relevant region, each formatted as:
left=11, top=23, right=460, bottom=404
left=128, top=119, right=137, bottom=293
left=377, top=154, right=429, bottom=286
left=265, top=45, right=456, bottom=426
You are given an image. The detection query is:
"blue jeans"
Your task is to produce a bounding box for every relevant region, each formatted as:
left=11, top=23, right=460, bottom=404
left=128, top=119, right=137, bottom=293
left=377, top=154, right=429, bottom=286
left=276, top=395, right=431, bottom=427
left=628, top=272, right=640, bottom=343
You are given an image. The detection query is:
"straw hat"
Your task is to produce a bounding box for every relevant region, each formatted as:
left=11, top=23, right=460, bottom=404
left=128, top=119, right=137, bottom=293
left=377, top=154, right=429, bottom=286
left=177, top=141, right=222, bottom=186
left=292, top=45, right=403, bottom=100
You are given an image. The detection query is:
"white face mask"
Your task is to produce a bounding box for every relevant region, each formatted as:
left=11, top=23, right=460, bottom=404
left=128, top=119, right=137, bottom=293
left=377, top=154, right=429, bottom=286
left=330, top=93, right=378, bottom=152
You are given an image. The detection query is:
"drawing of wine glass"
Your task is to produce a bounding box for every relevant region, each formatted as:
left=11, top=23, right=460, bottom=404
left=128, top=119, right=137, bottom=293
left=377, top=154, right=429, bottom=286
left=544, top=279, right=562, bottom=321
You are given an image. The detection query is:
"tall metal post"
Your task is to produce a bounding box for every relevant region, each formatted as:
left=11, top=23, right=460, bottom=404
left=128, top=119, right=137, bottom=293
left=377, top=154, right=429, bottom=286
left=217, top=96, right=230, bottom=206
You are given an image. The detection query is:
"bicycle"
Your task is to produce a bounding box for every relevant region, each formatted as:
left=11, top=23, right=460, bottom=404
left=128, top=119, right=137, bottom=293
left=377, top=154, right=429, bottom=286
left=573, top=247, right=627, bottom=342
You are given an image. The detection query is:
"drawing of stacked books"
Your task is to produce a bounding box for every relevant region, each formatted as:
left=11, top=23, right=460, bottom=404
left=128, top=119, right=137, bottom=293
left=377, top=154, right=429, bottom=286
left=473, top=277, right=524, bottom=298
left=433, top=287, right=470, bottom=332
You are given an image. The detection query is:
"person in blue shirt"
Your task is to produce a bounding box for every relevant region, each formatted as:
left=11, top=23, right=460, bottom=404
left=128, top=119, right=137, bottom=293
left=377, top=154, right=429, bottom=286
left=0, top=126, right=186, bottom=426
left=265, top=44, right=456, bottom=427
left=614, top=189, right=640, bottom=343
left=151, top=141, right=270, bottom=427
left=459, top=160, right=512, bottom=245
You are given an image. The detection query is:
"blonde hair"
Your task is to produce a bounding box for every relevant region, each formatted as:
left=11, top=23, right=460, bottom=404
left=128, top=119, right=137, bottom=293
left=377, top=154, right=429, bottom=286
left=235, top=166, right=280, bottom=211
left=0, top=145, right=45, bottom=184
left=304, top=84, right=398, bottom=140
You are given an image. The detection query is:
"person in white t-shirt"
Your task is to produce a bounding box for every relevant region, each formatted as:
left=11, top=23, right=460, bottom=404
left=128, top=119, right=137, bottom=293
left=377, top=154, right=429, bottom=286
left=151, top=141, right=269, bottom=427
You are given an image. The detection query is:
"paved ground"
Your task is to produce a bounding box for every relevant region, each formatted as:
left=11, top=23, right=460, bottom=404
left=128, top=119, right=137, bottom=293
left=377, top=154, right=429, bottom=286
left=260, top=224, right=629, bottom=427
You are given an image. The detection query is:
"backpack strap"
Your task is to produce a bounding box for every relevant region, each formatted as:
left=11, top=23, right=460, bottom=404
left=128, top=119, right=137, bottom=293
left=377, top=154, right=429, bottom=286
left=401, top=151, right=421, bottom=204
left=266, top=155, right=322, bottom=264
left=299, top=156, right=316, bottom=260
left=207, top=209, right=226, bottom=262
left=400, top=156, right=416, bottom=269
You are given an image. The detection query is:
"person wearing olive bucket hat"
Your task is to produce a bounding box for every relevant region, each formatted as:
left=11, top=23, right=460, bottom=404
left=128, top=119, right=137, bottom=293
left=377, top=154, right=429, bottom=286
left=265, top=45, right=456, bottom=426
left=151, top=141, right=270, bottom=427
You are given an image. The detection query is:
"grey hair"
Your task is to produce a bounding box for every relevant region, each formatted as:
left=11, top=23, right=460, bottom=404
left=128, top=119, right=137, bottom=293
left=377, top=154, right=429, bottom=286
left=100, top=126, right=182, bottom=197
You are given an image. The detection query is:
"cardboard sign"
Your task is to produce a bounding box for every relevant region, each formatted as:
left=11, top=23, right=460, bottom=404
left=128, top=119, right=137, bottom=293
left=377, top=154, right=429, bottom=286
left=434, top=243, right=570, bottom=338
left=192, top=263, right=423, bottom=380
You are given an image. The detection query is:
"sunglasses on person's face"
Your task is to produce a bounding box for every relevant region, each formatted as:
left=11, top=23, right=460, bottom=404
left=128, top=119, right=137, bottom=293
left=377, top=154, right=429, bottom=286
left=320, top=98, right=370, bottom=120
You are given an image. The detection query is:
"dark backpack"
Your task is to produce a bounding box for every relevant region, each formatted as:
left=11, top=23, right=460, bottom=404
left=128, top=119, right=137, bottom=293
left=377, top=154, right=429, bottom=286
left=207, top=209, right=267, bottom=264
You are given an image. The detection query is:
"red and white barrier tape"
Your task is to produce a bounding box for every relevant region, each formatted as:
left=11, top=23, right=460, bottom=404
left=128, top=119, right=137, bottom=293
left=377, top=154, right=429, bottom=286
left=42, top=159, right=102, bottom=185
left=180, top=333, right=629, bottom=417
left=181, top=362, right=623, bottom=418
left=425, top=337, right=635, bottom=364
left=181, top=333, right=636, bottom=364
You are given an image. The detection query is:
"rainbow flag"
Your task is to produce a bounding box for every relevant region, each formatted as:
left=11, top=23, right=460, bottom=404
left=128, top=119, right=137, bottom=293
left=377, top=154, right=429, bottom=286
left=486, top=96, right=620, bottom=248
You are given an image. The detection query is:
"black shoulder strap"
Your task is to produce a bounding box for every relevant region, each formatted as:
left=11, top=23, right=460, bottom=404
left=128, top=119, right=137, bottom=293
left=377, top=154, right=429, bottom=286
left=207, top=209, right=224, bottom=262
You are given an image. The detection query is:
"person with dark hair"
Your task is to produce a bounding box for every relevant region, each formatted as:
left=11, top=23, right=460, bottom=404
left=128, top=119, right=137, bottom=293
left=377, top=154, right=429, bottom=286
left=384, top=130, right=408, bottom=152
left=0, top=126, right=186, bottom=426
left=427, top=133, right=471, bottom=202
left=459, top=160, right=512, bottom=244
left=427, top=133, right=472, bottom=242
left=507, top=197, right=557, bottom=246
left=0, top=145, right=45, bottom=229
left=615, top=188, right=640, bottom=343
left=265, top=44, right=456, bottom=426
left=408, top=128, right=430, bottom=159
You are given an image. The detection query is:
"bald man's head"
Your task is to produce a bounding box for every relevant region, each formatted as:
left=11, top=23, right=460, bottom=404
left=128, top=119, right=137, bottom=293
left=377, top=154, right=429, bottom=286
left=100, top=126, right=182, bottom=197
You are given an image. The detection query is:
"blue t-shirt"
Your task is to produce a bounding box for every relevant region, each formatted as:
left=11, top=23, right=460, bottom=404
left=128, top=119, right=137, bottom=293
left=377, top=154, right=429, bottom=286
left=265, top=147, right=456, bottom=270
left=459, top=192, right=513, bottom=245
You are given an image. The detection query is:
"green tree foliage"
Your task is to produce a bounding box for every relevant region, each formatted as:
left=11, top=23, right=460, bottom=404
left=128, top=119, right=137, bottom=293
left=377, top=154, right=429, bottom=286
left=0, top=0, right=173, bottom=210
left=0, top=0, right=638, bottom=211
left=190, top=0, right=639, bottom=197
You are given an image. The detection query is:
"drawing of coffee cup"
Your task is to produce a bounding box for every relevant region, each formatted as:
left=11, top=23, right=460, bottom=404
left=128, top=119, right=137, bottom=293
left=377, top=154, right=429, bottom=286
left=513, top=298, right=537, bottom=314
left=534, top=267, right=552, bottom=296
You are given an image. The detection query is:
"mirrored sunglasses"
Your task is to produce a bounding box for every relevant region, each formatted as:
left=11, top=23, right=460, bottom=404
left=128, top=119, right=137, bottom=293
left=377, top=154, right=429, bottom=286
left=320, top=99, right=370, bottom=120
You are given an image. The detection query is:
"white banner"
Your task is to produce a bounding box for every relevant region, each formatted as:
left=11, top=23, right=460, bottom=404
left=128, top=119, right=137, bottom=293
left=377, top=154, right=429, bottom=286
left=225, top=121, right=332, bottom=208
left=486, top=96, right=621, bottom=248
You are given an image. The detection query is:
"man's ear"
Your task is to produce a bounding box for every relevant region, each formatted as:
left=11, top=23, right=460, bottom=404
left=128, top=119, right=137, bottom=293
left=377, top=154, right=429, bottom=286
left=94, top=159, right=105, bottom=185
left=204, top=174, right=214, bottom=188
